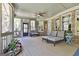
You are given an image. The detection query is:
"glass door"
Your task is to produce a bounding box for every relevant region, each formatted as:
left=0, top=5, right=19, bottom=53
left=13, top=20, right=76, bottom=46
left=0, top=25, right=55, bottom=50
left=23, top=23, right=28, bottom=36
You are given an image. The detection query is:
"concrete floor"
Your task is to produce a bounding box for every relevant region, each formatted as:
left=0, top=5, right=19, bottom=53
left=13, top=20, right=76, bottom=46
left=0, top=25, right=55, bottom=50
left=18, top=36, right=79, bottom=56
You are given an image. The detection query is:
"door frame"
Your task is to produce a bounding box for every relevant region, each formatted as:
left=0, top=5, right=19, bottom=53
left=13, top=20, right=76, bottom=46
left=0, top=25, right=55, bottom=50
left=23, top=23, right=28, bottom=36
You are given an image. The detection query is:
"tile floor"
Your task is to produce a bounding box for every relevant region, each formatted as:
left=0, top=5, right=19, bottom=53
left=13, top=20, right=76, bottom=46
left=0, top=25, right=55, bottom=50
left=17, top=36, right=79, bottom=56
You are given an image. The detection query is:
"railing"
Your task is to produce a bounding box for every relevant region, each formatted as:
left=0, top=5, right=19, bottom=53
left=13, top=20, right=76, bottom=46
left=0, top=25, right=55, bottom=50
left=1, top=32, right=13, bottom=50
left=1, top=32, right=13, bottom=37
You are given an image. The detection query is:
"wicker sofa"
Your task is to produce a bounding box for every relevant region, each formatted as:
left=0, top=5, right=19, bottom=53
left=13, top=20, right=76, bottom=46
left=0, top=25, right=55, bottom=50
left=42, top=31, right=64, bottom=46
left=30, top=31, right=39, bottom=36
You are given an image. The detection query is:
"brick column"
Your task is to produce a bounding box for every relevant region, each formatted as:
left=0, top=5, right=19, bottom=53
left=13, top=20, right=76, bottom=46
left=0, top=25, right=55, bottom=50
left=51, top=18, right=54, bottom=31
left=59, top=16, right=62, bottom=31
left=71, top=10, right=79, bottom=43
left=71, top=10, right=76, bottom=35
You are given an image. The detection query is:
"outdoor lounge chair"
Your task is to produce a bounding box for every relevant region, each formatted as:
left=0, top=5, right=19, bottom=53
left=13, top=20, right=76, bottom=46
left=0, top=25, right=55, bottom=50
left=42, top=31, right=57, bottom=40
left=42, top=31, right=64, bottom=46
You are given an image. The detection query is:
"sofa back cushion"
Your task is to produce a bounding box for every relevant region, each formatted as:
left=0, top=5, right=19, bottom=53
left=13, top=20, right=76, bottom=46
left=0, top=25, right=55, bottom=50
left=51, top=31, right=57, bottom=37
left=57, top=31, right=64, bottom=38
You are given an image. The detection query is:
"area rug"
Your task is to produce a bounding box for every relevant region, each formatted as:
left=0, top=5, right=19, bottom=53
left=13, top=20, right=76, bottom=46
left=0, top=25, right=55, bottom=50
left=73, top=48, right=79, bottom=56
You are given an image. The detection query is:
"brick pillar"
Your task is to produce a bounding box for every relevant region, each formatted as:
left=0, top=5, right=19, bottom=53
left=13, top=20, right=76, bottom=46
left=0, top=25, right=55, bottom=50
left=71, top=10, right=79, bottom=43
left=59, top=16, right=62, bottom=31
left=71, top=10, right=76, bottom=35
left=71, top=10, right=75, bottom=42
left=51, top=18, right=54, bottom=31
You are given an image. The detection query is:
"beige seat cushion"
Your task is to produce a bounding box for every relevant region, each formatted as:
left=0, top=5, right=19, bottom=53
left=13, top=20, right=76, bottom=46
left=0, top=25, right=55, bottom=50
left=51, top=31, right=57, bottom=37
left=57, top=31, right=64, bottom=38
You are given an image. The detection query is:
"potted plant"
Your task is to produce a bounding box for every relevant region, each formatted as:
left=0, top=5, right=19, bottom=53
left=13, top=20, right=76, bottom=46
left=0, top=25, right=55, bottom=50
left=66, top=24, right=72, bottom=35
left=65, top=24, right=73, bottom=45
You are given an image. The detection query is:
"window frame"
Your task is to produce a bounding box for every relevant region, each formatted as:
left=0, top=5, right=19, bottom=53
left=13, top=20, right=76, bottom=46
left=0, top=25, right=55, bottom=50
left=30, top=20, right=36, bottom=31
left=1, top=3, right=13, bottom=50
left=14, top=17, right=21, bottom=37
left=62, top=13, right=72, bottom=31
left=75, top=10, right=79, bottom=34
left=54, top=17, right=60, bottom=31
left=1, top=3, right=12, bottom=33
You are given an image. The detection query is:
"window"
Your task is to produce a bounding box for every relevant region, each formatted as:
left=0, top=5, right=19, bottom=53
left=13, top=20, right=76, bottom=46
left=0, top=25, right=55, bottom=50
left=2, top=3, right=13, bottom=50
left=2, top=3, right=11, bottom=33
left=14, top=18, right=21, bottom=32
left=77, top=14, right=79, bottom=32
left=62, top=15, right=71, bottom=31
left=38, top=21, right=44, bottom=32
left=31, top=20, right=35, bottom=31
left=14, top=18, right=21, bottom=36
left=55, top=18, right=60, bottom=30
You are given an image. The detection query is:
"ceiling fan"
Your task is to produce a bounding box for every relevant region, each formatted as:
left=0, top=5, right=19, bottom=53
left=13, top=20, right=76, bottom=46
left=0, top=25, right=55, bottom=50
left=34, top=11, right=48, bottom=17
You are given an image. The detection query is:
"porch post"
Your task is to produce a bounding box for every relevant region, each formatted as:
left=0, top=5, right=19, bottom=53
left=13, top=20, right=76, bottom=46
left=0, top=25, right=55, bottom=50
left=0, top=3, right=2, bottom=53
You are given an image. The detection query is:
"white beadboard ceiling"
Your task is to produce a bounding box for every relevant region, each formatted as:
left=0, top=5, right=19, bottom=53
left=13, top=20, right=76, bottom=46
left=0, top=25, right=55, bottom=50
left=14, top=3, right=79, bottom=19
